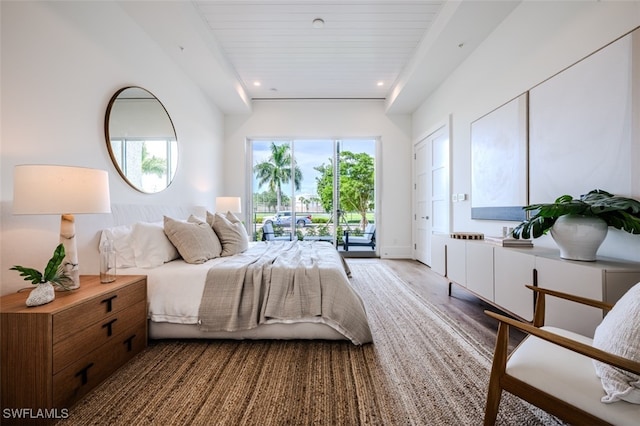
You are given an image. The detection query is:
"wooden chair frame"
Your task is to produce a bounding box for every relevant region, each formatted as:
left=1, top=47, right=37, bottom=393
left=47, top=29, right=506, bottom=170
left=484, top=285, right=640, bottom=425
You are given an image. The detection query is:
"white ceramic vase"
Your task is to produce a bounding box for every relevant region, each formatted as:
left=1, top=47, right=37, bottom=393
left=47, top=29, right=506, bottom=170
left=26, top=282, right=55, bottom=307
left=550, top=214, right=608, bottom=261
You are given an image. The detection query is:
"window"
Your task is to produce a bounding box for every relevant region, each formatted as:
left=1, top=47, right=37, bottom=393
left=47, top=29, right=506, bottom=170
left=249, top=138, right=377, bottom=251
left=110, top=138, right=177, bottom=193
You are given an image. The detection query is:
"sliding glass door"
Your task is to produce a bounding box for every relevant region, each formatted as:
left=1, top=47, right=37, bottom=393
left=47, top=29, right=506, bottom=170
left=249, top=138, right=376, bottom=251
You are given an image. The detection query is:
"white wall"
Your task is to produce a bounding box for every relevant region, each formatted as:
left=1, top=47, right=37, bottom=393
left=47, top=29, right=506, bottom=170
left=224, top=100, right=413, bottom=258
left=413, top=0, right=640, bottom=262
left=0, top=1, right=225, bottom=295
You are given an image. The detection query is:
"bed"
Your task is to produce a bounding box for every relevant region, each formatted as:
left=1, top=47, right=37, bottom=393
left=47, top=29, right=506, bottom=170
left=98, top=208, right=372, bottom=345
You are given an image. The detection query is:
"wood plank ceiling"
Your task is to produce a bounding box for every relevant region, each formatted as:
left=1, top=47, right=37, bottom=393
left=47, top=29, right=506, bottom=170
left=192, top=1, right=446, bottom=100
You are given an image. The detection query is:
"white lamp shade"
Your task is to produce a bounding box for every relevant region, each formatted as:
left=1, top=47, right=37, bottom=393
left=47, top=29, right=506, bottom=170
left=13, top=165, right=111, bottom=214
left=215, top=196, right=241, bottom=213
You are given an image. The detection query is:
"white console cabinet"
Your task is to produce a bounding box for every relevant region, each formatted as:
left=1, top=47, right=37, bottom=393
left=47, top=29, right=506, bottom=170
left=466, top=241, right=494, bottom=301
left=432, top=235, right=640, bottom=337
left=494, top=247, right=536, bottom=322
left=445, top=238, right=466, bottom=286
left=534, top=255, right=640, bottom=336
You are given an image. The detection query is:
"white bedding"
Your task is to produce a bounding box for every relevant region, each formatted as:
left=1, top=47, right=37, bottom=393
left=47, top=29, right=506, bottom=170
left=126, top=256, right=228, bottom=325
left=123, top=242, right=371, bottom=344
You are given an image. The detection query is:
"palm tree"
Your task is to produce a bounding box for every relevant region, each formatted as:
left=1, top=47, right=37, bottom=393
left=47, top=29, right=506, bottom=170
left=299, top=196, right=311, bottom=212
left=253, top=143, right=302, bottom=212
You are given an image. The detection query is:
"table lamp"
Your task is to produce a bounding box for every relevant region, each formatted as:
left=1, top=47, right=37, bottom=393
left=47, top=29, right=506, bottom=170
left=215, top=196, right=241, bottom=213
left=13, top=165, right=111, bottom=289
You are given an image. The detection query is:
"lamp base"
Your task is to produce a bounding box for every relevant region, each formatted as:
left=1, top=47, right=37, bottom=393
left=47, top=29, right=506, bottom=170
left=61, top=214, right=80, bottom=289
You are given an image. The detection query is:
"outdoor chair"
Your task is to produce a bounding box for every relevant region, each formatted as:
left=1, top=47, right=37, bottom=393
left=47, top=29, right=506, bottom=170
left=343, top=224, right=376, bottom=251
left=261, top=222, right=292, bottom=241
left=483, top=283, right=640, bottom=426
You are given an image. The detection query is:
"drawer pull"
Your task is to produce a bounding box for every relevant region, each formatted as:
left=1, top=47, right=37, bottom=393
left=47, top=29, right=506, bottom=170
left=75, top=363, right=94, bottom=386
left=101, top=295, right=118, bottom=312
left=102, top=318, right=118, bottom=336
left=123, top=334, right=136, bottom=352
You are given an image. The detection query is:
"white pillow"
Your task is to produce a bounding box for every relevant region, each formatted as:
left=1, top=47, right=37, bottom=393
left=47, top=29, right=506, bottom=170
left=207, top=211, right=249, bottom=257
left=130, top=221, right=180, bottom=268
left=592, top=282, right=640, bottom=404
left=99, top=224, right=135, bottom=268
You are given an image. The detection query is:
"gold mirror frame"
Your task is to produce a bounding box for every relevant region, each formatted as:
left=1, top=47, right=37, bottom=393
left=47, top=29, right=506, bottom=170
left=104, top=87, right=178, bottom=193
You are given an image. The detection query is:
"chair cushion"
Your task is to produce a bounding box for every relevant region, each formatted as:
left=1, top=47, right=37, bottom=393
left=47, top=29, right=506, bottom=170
left=262, top=222, right=275, bottom=241
left=507, top=326, right=640, bottom=425
left=347, top=236, right=372, bottom=243
left=262, top=222, right=291, bottom=241
left=346, top=224, right=375, bottom=244
left=592, top=282, right=640, bottom=404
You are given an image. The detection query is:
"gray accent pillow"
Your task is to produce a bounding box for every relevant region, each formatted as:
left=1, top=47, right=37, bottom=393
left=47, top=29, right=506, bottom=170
left=163, top=215, right=222, bottom=264
left=207, top=211, right=249, bottom=256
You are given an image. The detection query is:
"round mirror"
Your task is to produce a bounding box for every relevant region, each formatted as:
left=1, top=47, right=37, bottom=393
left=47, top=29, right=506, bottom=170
left=105, top=87, right=178, bottom=193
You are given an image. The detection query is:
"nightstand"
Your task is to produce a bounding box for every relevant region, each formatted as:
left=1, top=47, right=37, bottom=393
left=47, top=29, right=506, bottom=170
left=1, top=275, right=147, bottom=414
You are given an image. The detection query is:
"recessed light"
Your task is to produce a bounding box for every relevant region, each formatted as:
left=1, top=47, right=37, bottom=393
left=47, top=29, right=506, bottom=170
left=377, top=81, right=384, bottom=87
left=312, top=18, right=325, bottom=29
left=253, top=81, right=261, bottom=87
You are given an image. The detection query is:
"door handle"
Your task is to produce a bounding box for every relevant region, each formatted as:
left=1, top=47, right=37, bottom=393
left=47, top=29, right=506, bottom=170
left=421, top=216, right=430, bottom=220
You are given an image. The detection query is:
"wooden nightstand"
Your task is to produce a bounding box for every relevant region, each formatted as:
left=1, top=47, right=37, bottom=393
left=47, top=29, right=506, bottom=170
left=1, top=275, right=147, bottom=415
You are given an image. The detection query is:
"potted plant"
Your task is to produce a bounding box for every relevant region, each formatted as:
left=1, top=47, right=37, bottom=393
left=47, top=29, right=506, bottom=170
left=512, top=189, right=640, bottom=261
left=10, top=243, right=73, bottom=306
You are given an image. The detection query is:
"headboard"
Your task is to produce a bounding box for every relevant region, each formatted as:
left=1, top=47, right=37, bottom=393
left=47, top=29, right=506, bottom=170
left=77, top=204, right=206, bottom=273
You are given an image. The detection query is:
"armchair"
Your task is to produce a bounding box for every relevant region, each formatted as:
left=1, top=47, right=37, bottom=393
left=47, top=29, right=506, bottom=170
left=343, top=224, right=376, bottom=251
left=484, top=284, right=640, bottom=425
left=261, top=222, right=292, bottom=241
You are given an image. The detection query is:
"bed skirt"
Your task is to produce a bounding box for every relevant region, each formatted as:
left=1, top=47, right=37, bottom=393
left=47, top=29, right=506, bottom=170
left=149, top=320, right=348, bottom=341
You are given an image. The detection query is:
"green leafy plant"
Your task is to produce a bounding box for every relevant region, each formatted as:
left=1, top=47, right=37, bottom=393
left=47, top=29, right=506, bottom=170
left=513, top=189, right=640, bottom=239
left=10, top=243, right=72, bottom=289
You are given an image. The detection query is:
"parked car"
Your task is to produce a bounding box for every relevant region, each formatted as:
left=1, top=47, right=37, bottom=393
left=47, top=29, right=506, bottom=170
left=263, top=211, right=312, bottom=227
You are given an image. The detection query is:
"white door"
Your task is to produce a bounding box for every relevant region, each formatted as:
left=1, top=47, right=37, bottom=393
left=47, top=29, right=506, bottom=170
left=414, top=139, right=431, bottom=265
left=414, top=124, right=450, bottom=266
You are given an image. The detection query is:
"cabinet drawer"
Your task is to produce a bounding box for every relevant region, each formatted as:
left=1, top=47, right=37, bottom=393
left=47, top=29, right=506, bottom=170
left=53, top=300, right=146, bottom=374
left=446, top=239, right=466, bottom=285
left=52, top=321, right=146, bottom=408
left=494, top=247, right=536, bottom=321
left=466, top=242, right=494, bottom=301
left=53, top=280, right=145, bottom=342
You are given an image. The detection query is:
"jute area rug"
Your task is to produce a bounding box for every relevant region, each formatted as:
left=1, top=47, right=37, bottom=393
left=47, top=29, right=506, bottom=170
left=57, top=260, right=562, bottom=426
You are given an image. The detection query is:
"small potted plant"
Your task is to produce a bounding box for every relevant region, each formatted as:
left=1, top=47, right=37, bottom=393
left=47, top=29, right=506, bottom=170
left=10, top=244, right=73, bottom=306
left=512, top=189, right=640, bottom=261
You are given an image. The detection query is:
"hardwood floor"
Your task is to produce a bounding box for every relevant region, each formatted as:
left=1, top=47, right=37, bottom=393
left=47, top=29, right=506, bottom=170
left=353, top=258, right=527, bottom=351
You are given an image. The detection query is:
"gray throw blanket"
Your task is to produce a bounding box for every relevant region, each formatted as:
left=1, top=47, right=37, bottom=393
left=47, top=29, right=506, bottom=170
left=198, top=241, right=372, bottom=345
